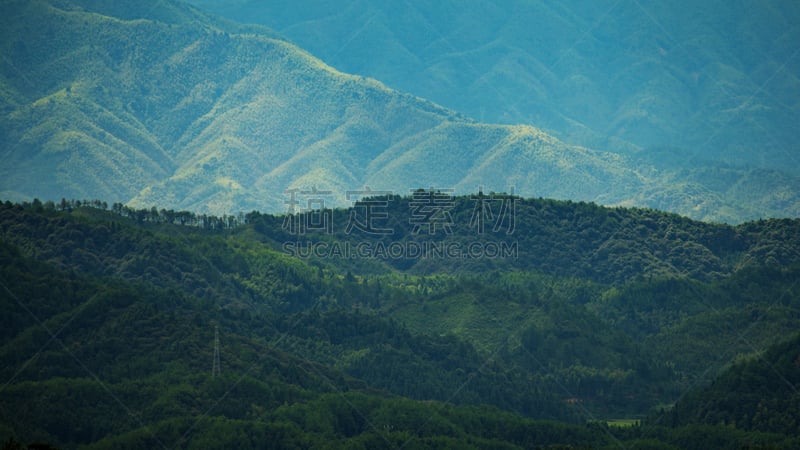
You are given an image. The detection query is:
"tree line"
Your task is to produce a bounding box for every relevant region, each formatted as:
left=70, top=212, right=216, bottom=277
left=18, top=198, right=250, bottom=230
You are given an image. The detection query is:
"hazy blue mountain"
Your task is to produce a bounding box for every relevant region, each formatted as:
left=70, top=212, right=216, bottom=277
left=0, top=0, right=798, bottom=222
left=187, top=0, right=800, bottom=172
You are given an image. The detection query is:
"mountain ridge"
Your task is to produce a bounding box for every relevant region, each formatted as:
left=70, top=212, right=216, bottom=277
left=189, top=0, right=800, bottom=171
left=1, top=0, right=798, bottom=223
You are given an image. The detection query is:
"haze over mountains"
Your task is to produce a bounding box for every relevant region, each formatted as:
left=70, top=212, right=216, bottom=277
left=189, top=0, right=800, bottom=170
left=0, top=0, right=798, bottom=222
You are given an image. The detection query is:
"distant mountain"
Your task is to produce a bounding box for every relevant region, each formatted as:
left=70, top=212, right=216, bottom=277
left=0, top=0, right=798, bottom=222
left=187, top=0, right=800, bottom=172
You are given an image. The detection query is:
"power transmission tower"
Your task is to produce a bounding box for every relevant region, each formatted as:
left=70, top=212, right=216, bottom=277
left=212, top=325, right=221, bottom=377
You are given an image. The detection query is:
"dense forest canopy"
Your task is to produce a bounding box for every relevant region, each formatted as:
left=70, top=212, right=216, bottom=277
left=1, top=196, right=799, bottom=448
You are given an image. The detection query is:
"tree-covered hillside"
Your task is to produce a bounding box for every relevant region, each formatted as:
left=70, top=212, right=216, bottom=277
left=1, top=197, right=799, bottom=448
left=0, top=0, right=798, bottom=222
left=189, top=0, right=800, bottom=173
left=0, top=0, right=633, bottom=215
left=667, top=332, right=800, bottom=436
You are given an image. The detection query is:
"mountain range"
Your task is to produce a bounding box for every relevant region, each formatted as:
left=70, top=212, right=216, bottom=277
left=188, top=0, right=800, bottom=171
left=0, top=0, right=798, bottom=222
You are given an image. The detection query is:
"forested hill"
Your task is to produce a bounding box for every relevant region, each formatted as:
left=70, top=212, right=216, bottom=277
left=4, top=195, right=800, bottom=285
left=187, top=0, right=800, bottom=174
left=668, top=332, right=800, bottom=436
left=2, top=197, right=800, bottom=448
left=1, top=0, right=798, bottom=222
left=247, top=193, right=800, bottom=284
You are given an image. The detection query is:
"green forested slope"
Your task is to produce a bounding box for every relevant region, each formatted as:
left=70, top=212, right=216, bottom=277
left=666, top=332, right=800, bottom=436
left=0, top=0, right=635, bottom=215
left=188, top=0, right=800, bottom=173
left=252, top=194, right=800, bottom=283
left=1, top=197, right=799, bottom=448
left=0, top=0, right=798, bottom=222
